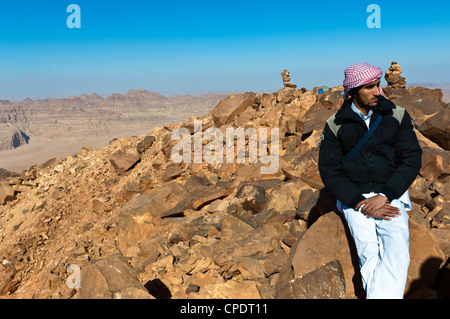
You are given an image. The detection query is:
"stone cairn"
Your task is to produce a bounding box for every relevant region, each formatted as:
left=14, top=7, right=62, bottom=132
left=281, top=70, right=297, bottom=89
left=385, top=62, right=406, bottom=89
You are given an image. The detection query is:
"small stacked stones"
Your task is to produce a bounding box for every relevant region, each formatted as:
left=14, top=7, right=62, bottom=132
left=385, top=62, right=406, bottom=89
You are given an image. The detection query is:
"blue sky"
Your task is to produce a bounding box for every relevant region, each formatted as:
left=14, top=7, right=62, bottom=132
left=0, top=0, right=449, bottom=101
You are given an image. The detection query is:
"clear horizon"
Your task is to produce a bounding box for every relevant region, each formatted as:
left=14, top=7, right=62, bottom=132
left=1, top=0, right=449, bottom=101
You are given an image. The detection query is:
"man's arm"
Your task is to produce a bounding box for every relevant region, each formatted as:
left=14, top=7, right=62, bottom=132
left=379, top=110, right=422, bottom=202
left=318, top=123, right=365, bottom=209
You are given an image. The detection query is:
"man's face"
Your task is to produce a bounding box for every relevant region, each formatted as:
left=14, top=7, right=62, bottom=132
left=354, top=79, right=380, bottom=108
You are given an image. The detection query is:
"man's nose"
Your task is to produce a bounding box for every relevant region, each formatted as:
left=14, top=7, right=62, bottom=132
left=373, top=86, right=380, bottom=96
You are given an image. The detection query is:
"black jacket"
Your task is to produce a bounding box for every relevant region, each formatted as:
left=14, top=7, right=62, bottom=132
left=318, top=95, right=422, bottom=209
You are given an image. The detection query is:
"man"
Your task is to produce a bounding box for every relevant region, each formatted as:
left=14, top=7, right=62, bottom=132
left=318, top=63, right=422, bottom=299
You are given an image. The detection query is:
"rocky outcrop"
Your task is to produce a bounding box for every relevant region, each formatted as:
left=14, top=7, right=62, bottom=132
left=0, top=67, right=448, bottom=300
left=0, top=123, right=30, bottom=150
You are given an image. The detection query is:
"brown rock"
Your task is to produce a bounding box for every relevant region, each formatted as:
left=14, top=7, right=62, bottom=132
left=161, top=164, right=184, bottom=182
left=281, top=70, right=297, bottom=89
left=109, top=145, right=141, bottom=174
left=301, top=101, right=337, bottom=135
left=210, top=92, right=258, bottom=127
left=0, top=182, right=16, bottom=205
left=0, top=264, right=18, bottom=296
left=117, top=182, right=190, bottom=256
left=192, top=279, right=261, bottom=299
left=234, top=106, right=258, bottom=127
left=280, top=149, right=322, bottom=186
left=190, top=186, right=232, bottom=210
left=318, top=91, right=344, bottom=110
left=258, top=103, right=283, bottom=127
left=277, top=87, right=296, bottom=104
left=211, top=228, right=275, bottom=269
left=234, top=184, right=268, bottom=214
left=295, top=189, right=320, bottom=222
left=80, top=255, right=152, bottom=299
left=220, top=212, right=256, bottom=238
left=137, top=135, right=156, bottom=153
left=385, top=62, right=407, bottom=89
left=259, top=93, right=276, bottom=110
left=139, top=174, right=156, bottom=193
left=409, top=177, right=432, bottom=205
left=290, top=212, right=362, bottom=298
left=275, top=260, right=346, bottom=299
left=420, top=147, right=450, bottom=180
left=235, top=256, right=265, bottom=280
left=405, top=219, right=446, bottom=296
left=393, top=94, right=443, bottom=127
left=419, top=108, right=450, bottom=150
left=408, top=87, right=444, bottom=103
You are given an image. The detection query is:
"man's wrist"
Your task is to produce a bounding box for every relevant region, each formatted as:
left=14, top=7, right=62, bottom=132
left=378, top=193, right=389, bottom=202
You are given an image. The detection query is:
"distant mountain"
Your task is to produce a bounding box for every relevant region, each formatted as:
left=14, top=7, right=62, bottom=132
left=0, top=90, right=228, bottom=151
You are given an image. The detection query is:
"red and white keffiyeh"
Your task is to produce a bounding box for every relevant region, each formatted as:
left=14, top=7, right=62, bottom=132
left=343, top=63, right=385, bottom=100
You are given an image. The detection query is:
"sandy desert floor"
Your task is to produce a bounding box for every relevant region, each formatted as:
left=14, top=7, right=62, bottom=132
left=0, top=137, right=114, bottom=173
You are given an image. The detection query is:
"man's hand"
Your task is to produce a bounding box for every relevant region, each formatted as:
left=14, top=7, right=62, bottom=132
left=355, top=195, right=400, bottom=220
left=355, top=195, right=388, bottom=215
left=369, top=204, right=402, bottom=221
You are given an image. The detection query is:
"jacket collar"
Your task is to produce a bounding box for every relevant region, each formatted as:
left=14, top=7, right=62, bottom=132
left=335, top=95, right=396, bottom=121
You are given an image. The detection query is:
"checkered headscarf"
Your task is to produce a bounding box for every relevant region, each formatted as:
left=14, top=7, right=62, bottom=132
left=343, top=63, right=385, bottom=100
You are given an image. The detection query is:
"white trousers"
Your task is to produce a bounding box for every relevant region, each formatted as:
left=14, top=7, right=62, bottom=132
left=337, top=193, right=410, bottom=299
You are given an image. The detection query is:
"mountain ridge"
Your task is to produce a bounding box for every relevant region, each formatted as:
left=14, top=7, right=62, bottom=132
left=0, top=90, right=229, bottom=171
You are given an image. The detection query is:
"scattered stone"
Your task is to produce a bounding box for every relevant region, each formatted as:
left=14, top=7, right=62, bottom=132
left=185, top=283, right=200, bottom=294
left=137, top=135, right=156, bottom=154
left=0, top=182, right=15, bottom=205
left=109, top=145, right=141, bottom=174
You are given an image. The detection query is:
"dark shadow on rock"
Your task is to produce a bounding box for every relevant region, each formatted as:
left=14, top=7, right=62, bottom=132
left=144, top=278, right=172, bottom=299
left=405, top=256, right=445, bottom=298
left=336, top=210, right=366, bottom=299
left=434, top=257, right=450, bottom=299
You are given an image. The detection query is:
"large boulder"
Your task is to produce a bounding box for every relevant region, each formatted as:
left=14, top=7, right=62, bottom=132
left=210, top=93, right=259, bottom=127
left=79, top=255, right=152, bottom=299
left=393, top=94, right=443, bottom=126
left=290, top=211, right=363, bottom=298
left=407, top=87, right=444, bottom=104
left=419, top=108, right=450, bottom=150
left=117, top=182, right=190, bottom=256
left=275, top=260, right=346, bottom=299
